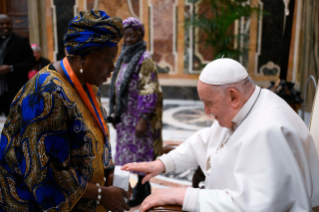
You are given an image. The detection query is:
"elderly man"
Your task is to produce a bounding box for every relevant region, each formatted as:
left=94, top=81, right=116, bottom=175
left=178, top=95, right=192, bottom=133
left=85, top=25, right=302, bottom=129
left=0, top=14, right=35, bottom=116
left=122, top=58, right=319, bottom=212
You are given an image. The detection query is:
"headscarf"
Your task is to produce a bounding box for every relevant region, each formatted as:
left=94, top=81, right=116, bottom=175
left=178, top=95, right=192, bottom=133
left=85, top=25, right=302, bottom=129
left=123, top=17, right=145, bottom=38
left=108, top=41, right=146, bottom=124
left=63, top=9, right=123, bottom=57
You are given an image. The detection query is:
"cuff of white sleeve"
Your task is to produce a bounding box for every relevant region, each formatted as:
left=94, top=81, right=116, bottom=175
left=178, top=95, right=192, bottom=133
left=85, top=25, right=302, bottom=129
left=182, top=187, right=200, bottom=212
left=157, top=154, right=175, bottom=173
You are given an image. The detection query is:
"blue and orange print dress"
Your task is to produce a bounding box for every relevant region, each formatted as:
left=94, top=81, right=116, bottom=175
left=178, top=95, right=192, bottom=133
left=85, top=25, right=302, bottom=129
left=0, top=64, right=111, bottom=212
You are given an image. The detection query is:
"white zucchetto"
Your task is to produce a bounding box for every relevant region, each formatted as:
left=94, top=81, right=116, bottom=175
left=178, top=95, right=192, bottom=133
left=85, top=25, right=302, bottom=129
left=199, top=58, right=248, bottom=85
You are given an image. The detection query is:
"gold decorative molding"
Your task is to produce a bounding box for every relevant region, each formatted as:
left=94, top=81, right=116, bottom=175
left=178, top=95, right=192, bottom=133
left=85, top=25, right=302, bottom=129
left=27, top=0, right=40, bottom=45
left=45, top=0, right=54, bottom=62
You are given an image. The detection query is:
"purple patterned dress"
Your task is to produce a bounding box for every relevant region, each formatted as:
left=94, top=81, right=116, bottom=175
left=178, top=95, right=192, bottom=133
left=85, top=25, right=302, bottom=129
left=114, top=51, right=163, bottom=174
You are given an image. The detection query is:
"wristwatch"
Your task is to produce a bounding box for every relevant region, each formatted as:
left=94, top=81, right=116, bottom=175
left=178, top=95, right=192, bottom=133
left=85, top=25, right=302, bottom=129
left=10, top=65, right=14, bottom=72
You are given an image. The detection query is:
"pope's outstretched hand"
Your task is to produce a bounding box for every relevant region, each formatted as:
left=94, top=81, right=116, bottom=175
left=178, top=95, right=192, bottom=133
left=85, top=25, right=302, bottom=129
left=121, top=159, right=165, bottom=184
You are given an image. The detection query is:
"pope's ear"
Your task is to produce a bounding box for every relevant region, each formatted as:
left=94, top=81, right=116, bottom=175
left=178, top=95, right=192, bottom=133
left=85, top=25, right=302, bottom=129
left=229, top=88, right=240, bottom=108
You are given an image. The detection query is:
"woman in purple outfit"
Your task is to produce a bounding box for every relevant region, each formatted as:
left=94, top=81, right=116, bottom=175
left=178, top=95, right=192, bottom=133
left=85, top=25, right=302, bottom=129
left=108, top=17, right=163, bottom=207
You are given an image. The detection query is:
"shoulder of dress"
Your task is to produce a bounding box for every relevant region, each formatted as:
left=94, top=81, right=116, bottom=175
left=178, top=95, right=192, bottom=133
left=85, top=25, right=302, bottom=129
left=138, top=58, right=157, bottom=76
left=143, top=51, right=152, bottom=58
left=138, top=51, right=153, bottom=64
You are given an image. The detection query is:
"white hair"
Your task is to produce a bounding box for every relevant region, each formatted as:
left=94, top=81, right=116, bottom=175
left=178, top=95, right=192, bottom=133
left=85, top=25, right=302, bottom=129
left=32, top=46, right=41, bottom=51
left=210, top=76, right=255, bottom=96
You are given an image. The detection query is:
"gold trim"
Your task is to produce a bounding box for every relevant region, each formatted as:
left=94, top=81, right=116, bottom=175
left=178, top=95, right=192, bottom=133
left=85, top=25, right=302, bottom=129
left=68, top=183, right=88, bottom=211
left=45, top=0, right=54, bottom=62
left=177, top=0, right=185, bottom=75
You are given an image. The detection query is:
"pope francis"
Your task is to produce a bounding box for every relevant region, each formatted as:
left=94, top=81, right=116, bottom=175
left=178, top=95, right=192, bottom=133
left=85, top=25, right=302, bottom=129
left=122, top=58, right=319, bottom=212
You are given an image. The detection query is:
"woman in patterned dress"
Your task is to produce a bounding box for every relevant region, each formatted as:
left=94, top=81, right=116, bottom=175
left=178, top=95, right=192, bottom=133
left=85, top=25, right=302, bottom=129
left=108, top=17, right=163, bottom=207
left=0, top=10, right=130, bottom=212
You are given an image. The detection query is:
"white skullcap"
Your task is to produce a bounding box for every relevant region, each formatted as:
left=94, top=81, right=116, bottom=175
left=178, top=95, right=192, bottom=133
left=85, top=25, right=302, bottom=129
left=199, top=58, right=248, bottom=85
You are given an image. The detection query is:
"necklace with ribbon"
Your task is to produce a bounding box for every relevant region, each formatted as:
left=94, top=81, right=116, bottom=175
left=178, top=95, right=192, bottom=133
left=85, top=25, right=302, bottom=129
left=60, top=57, right=108, bottom=142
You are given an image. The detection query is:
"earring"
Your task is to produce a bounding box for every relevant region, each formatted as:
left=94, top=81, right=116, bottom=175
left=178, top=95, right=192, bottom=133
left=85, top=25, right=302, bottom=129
left=80, top=61, right=84, bottom=74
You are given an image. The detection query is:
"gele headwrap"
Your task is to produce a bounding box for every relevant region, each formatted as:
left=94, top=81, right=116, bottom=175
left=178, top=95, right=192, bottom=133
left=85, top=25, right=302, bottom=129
left=63, top=9, right=123, bottom=56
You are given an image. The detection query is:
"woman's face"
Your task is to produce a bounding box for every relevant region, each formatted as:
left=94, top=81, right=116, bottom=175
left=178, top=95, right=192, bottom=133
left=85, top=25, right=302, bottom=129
left=124, top=27, right=141, bottom=46
left=82, top=45, right=118, bottom=87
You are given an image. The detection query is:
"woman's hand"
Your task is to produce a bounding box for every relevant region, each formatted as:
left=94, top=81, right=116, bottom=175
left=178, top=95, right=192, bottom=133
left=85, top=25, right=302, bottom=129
left=82, top=183, right=131, bottom=211
left=122, top=160, right=165, bottom=184
left=135, top=116, right=147, bottom=137
left=139, top=188, right=187, bottom=212
left=111, top=122, right=117, bottom=130
left=100, top=186, right=131, bottom=211
left=0, top=65, right=10, bottom=74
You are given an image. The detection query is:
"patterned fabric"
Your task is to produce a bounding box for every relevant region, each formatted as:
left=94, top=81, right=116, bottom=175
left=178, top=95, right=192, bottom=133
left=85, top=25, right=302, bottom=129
left=123, top=17, right=145, bottom=38
left=108, top=41, right=146, bottom=121
left=0, top=65, right=111, bottom=212
left=114, top=52, right=163, bottom=174
left=64, top=9, right=123, bottom=56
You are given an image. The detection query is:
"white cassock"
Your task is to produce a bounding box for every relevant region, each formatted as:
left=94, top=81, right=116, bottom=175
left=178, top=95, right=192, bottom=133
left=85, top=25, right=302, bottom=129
left=159, top=86, right=319, bottom=212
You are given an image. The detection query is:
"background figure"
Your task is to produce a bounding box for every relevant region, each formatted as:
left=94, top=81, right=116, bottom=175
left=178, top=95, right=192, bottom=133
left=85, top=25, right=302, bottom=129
left=108, top=17, right=163, bottom=207
left=28, top=43, right=50, bottom=79
left=0, top=10, right=130, bottom=212
left=0, top=14, right=35, bottom=116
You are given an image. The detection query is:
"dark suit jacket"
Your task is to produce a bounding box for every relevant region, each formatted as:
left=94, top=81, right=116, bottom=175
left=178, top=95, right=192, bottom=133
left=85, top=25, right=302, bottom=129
left=1, top=33, right=35, bottom=94
left=34, top=57, right=51, bottom=71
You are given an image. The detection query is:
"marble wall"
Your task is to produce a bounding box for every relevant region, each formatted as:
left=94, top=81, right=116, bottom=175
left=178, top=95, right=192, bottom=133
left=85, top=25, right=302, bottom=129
left=38, top=0, right=302, bottom=89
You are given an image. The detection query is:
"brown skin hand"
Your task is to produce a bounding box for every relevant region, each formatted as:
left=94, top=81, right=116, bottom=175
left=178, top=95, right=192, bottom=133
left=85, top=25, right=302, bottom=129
left=123, top=27, right=149, bottom=137
left=0, top=65, right=10, bottom=74
left=82, top=183, right=131, bottom=211
left=136, top=114, right=149, bottom=138
left=0, top=15, right=13, bottom=74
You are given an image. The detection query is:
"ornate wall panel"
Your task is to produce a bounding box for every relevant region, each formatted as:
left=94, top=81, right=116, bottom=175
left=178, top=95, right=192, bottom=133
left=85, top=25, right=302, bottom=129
left=256, top=0, right=284, bottom=77
left=184, top=0, right=214, bottom=74
left=150, top=0, right=178, bottom=74
left=98, top=0, right=137, bottom=19
left=246, top=0, right=300, bottom=86
left=298, top=0, right=319, bottom=111
left=41, top=0, right=303, bottom=86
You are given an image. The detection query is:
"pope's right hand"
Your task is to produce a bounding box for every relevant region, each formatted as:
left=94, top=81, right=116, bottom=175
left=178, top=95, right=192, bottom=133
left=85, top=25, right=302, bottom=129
left=121, top=160, right=165, bottom=184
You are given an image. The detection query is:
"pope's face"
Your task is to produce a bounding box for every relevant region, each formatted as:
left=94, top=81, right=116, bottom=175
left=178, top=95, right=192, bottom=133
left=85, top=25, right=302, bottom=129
left=197, top=81, right=238, bottom=129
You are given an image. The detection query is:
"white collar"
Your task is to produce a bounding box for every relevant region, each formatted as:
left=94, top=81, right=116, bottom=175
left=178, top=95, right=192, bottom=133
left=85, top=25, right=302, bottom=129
left=232, top=86, right=261, bottom=128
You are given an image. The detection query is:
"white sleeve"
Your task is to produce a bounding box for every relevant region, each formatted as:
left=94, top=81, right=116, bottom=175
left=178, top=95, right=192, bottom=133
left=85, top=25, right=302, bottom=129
left=158, top=127, right=211, bottom=173
left=157, top=153, right=176, bottom=173
left=182, top=187, right=200, bottom=212
left=182, top=188, right=237, bottom=212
